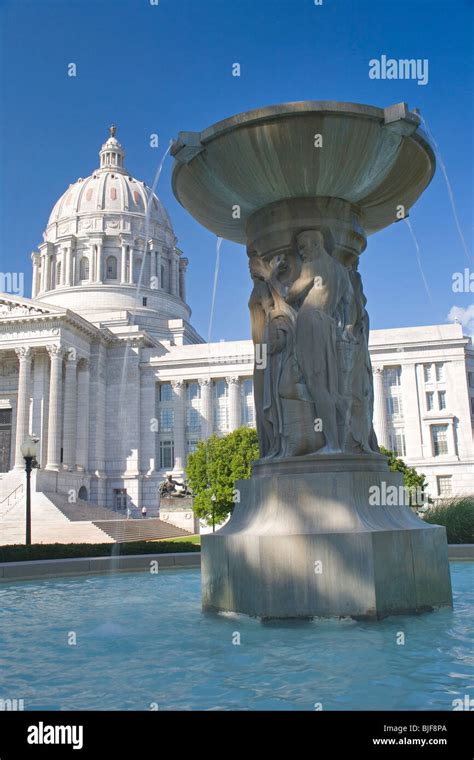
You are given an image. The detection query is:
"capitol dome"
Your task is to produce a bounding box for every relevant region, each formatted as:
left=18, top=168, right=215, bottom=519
left=33, top=127, right=192, bottom=339
left=46, top=130, right=173, bottom=238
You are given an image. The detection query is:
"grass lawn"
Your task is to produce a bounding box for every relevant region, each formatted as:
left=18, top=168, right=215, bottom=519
left=154, top=534, right=201, bottom=545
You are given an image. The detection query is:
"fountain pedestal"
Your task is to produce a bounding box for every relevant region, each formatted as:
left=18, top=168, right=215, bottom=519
left=172, top=101, right=453, bottom=619
left=201, top=455, right=452, bottom=619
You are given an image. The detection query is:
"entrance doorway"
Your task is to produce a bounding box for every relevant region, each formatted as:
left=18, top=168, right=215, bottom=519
left=0, top=409, right=12, bottom=472
left=113, top=488, right=127, bottom=512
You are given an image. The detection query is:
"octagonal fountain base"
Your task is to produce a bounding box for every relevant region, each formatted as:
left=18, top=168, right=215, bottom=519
left=201, top=456, right=453, bottom=619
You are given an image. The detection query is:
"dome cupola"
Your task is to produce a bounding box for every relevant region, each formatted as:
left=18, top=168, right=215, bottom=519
left=98, top=125, right=126, bottom=172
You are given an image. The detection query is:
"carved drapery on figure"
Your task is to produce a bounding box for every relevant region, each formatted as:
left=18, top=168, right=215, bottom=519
left=248, top=228, right=379, bottom=459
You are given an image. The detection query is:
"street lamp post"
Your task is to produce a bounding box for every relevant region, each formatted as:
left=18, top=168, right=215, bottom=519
left=20, top=435, right=39, bottom=547
left=211, top=493, right=216, bottom=533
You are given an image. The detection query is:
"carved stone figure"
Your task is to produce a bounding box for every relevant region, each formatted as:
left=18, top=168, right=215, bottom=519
left=248, top=253, right=319, bottom=458
left=285, top=230, right=355, bottom=452
left=347, top=265, right=379, bottom=453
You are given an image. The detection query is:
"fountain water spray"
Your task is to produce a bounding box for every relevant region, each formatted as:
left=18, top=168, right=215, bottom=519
left=420, top=116, right=472, bottom=265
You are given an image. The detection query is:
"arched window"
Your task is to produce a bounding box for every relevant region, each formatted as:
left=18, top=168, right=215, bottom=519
left=56, top=262, right=62, bottom=286
left=79, top=257, right=90, bottom=281
left=106, top=256, right=117, bottom=280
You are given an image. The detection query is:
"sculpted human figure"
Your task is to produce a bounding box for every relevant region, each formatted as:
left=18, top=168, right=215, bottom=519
left=286, top=230, right=356, bottom=453
left=348, top=265, right=379, bottom=453
left=248, top=251, right=318, bottom=458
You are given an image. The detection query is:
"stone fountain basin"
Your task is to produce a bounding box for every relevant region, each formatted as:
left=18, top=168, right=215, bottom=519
left=171, top=101, right=435, bottom=243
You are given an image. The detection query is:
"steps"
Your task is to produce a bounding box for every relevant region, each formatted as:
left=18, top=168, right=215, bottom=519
left=43, top=492, right=122, bottom=522
left=0, top=492, right=114, bottom=545
left=92, top=518, right=192, bottom=542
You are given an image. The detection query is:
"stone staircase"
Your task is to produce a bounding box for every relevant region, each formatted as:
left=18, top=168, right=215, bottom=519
left=0, top=491, right=114, bottom=545
left=0, top=483, right=193, bottom=546
left=92, top=518, right=193, bottom=542
left=43, top=492, right=122, bottom=522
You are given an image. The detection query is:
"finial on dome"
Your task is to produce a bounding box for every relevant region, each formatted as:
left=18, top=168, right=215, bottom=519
left=109, top=124, right=116, bottom=138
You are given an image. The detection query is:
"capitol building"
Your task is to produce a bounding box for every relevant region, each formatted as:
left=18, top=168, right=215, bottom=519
left=0, top=129, right=473, bottom=527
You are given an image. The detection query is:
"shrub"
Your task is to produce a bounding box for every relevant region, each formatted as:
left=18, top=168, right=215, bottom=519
left=0, top=540, right=200, bottom=564
left=422, top=497, right=474, bottom=544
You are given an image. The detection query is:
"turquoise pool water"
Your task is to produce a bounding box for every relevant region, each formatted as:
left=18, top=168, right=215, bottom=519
left=0, top=563, right=472, bottom=711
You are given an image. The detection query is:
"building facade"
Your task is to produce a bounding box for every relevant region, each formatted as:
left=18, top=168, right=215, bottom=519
left=0, top=131, right=473, bottom=515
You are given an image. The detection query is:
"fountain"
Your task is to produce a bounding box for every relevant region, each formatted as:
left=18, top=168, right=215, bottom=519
left=171, top=100, right=453, bottom=619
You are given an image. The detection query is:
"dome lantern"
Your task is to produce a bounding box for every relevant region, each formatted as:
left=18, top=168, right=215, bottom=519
left=99, top=125, right=126, bottom=172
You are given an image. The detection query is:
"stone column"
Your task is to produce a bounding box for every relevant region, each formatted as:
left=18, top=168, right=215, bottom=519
left=31, top=351, right=49, bottom=468
left=45, top=345, right=64, bottom=471
left=65, top=245, right=73, bottom=286
left=179, top=258, right=188, bottom=301
left=14, top=347, right=33, bottom=469
left=43, top=253, right=51, bottom=292
left=199, top=378, right=213, bottom=439
left=75, top=359, right=90, bottom=471
left=62, top=353, right=78, bottom=470
left=400, top=363, right=422, bottom=459
left=129, top=247, right=134, bottom=283
left=95, top=243, right=103, bottom=283
left=170, top=256, right=177, bottom=295
left=120, top=243, right=128, bottom=284
left=140, top=369, right=157, bottom=474
left=171, top=380, right=186, bottom=472
left=372, top=365, right=389, bottom=450
left=31, top=254, right=39, bottom=298
left=155, top=250, right=161, bottom=290
left=227, top=375, right=241, bottom=431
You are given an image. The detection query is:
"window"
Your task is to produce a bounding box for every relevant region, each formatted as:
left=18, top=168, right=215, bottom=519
left=142, top=297, right=147, bottom=306
left=79, top=257, right=90, bottom=280
left=242, top=404, right=255, bottom=427
left=435, top=363, right=445, bottom=382
left=468, top=372, right=474, bottom=389
left=186, top=407, right=201, bottom=432
left=386, top=396, right=403, bottom=417
left=437, top=476, right=452, bottom=497
left=423, top=364, right=433, bottom=383
left=432, top=424, right=449, bottom=457
left=214, top=405, right=229, bottom=431
left=426, top=392, right=434, bottom=411
left=186, top=382, right=200, bottom=401
left=213, top=379, right=228, bottom=398
left=470, top=397, right=474, bottom=416
left=56, top=262, right=62, bottom=285
left=159, top=409, right=174, bottom=432
left=438, top=391, right=447, bottom=410
left=385, top=367, right=401, bottom=387
left=187, top=440, right=198, bottom=455
left=159, top=440, right=174, bottom=469
left=159, top=383, right=172, bottom=402
left=241, top=378, right=255, bottom=426
left=242, top=378, right=253, bottom=397
left=106, top=256, right=117, bottom=279
left=388, top=430, right=406, bottom=457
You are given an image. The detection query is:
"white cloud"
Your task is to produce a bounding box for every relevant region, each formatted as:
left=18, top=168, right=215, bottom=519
left=447, top=304, right=474, bottom=336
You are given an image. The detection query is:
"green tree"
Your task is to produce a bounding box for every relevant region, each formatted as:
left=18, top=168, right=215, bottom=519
left=380, top=446, right=426, bottom=505
left=186, top=427, right=259, bottom=529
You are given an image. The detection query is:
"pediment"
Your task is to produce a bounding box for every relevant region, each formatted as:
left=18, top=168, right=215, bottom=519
left=0, top=295, right=66, bottom=320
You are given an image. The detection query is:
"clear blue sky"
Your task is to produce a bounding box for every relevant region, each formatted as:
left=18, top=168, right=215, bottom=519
left=0, top=0, right=472, bottom=341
